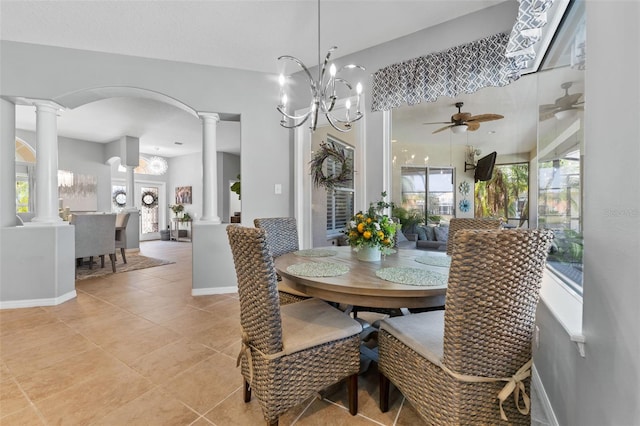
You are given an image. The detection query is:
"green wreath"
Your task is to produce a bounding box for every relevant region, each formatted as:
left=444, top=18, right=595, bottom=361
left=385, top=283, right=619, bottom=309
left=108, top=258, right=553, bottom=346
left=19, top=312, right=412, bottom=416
left=112, top=189, right=127, bottom=208
left=141, top=190, right=158, bottom=208
left=310, top=141, right=352, bottom=190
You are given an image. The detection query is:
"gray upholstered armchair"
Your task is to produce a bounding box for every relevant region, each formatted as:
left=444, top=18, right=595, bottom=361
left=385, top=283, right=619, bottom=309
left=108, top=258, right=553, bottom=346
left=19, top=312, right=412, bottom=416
left=70, top=213, right=117, bottom=274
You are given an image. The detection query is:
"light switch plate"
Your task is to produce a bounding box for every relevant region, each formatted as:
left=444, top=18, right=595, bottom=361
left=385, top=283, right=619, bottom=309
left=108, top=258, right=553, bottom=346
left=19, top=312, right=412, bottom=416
left=274, top=184, right=282, bottom=194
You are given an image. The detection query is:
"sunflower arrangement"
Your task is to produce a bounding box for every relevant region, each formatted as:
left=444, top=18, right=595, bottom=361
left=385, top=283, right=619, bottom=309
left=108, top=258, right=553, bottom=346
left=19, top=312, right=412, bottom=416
left=344, top=193, right=396, bottom=251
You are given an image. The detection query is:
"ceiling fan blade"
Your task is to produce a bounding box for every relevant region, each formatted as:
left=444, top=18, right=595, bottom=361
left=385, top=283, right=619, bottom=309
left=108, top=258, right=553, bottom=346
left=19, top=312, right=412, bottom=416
left=423, top=121, right=451, bottom=125
left=432, top=124, right=454, bottom=134
left=452, top=112, right=472, bottom=122
left=556, top=93, right=583, bottom=107
left=466, top=121, right=481, bottom=131
left=539, top=104, right=559, bottom=113
left=467, top=113, right=504, bottom=123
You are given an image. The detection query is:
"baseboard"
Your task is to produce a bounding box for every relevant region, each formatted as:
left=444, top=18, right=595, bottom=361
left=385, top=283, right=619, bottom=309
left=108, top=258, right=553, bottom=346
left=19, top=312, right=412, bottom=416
left=192, top=286, right=237, bottom=296
left=532, top=364, right=560, bottom=426
left=0, top=290, right=77, bottom=310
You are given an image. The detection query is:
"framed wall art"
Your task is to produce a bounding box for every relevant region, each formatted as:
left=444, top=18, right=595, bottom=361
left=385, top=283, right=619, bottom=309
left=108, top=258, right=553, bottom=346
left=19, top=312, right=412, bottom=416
left=175, top=186, right=192, bottom=204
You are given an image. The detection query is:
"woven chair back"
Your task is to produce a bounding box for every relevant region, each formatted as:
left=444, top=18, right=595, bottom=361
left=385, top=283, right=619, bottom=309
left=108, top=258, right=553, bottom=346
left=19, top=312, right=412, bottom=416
left=254, top=217, right=299, bottom=258
left=446, top=218, right=502, bottom=255
left=226, top=225, right=284, bottom=355
left=443, top=228, right=553, bottom=378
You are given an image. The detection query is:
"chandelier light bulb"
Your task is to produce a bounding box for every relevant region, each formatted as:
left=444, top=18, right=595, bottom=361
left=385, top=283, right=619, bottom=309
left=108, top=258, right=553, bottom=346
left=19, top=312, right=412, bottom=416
left=329, top=63, right=337, bottom=77
left=278, top=74, right=286, bottom=87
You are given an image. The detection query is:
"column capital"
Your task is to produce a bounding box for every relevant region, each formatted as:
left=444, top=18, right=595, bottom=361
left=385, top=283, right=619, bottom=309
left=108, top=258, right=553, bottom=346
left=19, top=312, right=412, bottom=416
left=198, top=112, right=220, bottom=123
left=8, top=97, right=65, bottom=111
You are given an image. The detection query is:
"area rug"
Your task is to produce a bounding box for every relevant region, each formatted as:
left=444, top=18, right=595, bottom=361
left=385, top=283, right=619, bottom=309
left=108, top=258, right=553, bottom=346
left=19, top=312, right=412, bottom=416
left=75, top=253, right=174, bottom=281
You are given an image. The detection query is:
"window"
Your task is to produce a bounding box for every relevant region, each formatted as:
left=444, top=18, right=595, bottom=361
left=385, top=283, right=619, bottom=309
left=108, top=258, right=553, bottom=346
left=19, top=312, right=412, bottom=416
left=475, top=162, right=529, bottom=227
left=401, top=166, right=455, bottom=223
left=536, top=0, right=585, bottom=295
left=538, top=151, right=583, bottom=293
left=326, top=137, right=354, bottom=237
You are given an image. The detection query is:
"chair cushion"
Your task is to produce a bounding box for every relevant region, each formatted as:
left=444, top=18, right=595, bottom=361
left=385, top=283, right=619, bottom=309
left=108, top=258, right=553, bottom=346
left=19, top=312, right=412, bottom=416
left=434, top=226, right=449, bottom=242
left=280, top=298, right=362, bottom=355
left=424, top=226, right=436, bottom=241
left=416, top=226, right=427, bottom=240
left=379, top=310, right=445, bottom=366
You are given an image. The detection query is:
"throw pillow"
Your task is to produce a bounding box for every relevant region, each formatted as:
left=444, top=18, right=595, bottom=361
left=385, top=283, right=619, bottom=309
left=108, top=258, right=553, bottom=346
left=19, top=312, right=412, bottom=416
left=416, top=226, right=427, bottom=241
left=434, top=226, right=449, bottom=242
left=396, top=230, right=409, bottom=242
left=423, top=225, right=436, bottom=241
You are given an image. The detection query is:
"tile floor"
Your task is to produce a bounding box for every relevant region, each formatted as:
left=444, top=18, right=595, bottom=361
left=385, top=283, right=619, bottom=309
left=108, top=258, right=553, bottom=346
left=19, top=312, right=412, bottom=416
left=0, top=240, right=550, bottom=425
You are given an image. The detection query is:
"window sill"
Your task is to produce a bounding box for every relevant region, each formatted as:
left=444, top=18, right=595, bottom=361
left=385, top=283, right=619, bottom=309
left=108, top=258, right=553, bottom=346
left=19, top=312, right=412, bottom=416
left=539, top=268, right=586, bottom=357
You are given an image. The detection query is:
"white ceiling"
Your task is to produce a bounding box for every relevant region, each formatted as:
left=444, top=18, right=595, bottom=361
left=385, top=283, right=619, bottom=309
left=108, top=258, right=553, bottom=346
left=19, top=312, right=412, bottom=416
left=3, top=0, right=576, bottom=158
left=1, top=1, right=504, bottom=74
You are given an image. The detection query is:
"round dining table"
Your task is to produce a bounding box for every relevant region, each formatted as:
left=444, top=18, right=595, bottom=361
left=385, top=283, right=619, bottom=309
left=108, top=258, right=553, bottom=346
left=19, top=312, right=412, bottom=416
left=274, top=246, right=450, bottom=310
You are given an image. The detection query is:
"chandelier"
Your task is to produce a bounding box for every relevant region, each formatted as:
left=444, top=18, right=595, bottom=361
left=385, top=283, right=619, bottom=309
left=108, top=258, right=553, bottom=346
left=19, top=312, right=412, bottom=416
left=277, top=0, right=365, bottom=133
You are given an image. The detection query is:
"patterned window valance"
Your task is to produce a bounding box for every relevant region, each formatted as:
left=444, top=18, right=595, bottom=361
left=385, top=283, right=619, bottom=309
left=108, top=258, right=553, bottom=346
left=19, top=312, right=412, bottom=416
left=505, top=0, right=555, bottom=69
left=371, top=33, right=518, bottom=112
left=371, top=0, right=555, bottom=112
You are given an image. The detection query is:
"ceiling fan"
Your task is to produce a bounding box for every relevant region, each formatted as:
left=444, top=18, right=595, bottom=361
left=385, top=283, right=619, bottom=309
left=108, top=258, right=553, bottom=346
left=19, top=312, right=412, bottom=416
left=423, top=102, right=504, bottom=134
left=539, top=82, right=584, bottom=121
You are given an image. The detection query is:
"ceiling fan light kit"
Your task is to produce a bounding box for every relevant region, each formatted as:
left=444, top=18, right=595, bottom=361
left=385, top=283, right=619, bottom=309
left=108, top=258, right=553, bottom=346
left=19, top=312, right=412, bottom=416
left=553, top=109, right=577, bottom=120
left=424, top=101, right=503, bottom=134
left=450, top=124, right=468, bottom=134
left=539, top=82, right=584, bottom=121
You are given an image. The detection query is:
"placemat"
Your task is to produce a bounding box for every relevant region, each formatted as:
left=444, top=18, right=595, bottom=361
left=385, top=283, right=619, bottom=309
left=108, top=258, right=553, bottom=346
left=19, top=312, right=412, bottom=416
left=287, top=262, right=349, bottom=277
left=376, top=267, right=448, bottom=287
left=294, top=249, right=337, bottom=257
left=415, top=255, right=451, bottom=268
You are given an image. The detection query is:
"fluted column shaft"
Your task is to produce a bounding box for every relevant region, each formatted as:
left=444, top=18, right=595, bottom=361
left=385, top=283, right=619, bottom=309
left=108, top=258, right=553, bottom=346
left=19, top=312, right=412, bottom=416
left=126, top=166, right=135, bottom=209
left=32, top=101, right=63, bottom=224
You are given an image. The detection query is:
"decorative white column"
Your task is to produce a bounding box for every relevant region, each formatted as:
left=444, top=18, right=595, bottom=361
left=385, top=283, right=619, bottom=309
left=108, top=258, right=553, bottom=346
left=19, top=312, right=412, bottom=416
left=0, top=99, right=17, bottom=227
left=125, top=166, right=135, bottom=209
left=31, top=101, right=64, bottom=225
left=199, top=113, right=221, bottom=223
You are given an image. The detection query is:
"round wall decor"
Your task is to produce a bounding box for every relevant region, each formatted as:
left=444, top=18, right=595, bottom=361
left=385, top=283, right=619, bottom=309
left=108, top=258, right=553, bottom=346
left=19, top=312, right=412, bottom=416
left=141, top=190, right=158, bottom=208
left=112, top=189, right=127, bottom=208
left=310, top=141, right=352, bottom=190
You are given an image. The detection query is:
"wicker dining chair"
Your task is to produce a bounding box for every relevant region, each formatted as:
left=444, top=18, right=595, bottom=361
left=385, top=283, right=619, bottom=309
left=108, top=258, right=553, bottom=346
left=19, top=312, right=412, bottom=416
left=446, top=217, right=502, bottom=255
left=378, top=228, right=554, bottom=425
left=226, top=225, right=362, bottom=426
left=254, top=217, right=310, bottom=305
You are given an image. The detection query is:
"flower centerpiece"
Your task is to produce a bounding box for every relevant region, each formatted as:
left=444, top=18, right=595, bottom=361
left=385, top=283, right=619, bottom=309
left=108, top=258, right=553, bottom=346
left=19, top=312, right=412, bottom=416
left=344, top=192, right=397, bottom=261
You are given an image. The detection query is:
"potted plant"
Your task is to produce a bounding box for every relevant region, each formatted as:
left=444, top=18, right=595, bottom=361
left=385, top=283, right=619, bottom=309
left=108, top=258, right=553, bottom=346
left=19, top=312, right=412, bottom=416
left=170, top=204, right=184, bottom=217
left=392, top=206, right=424, bottom=239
